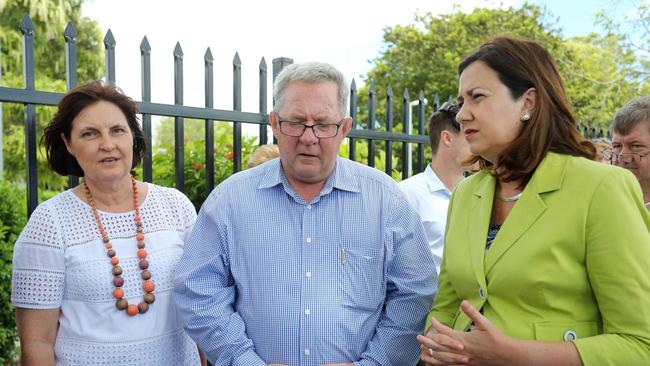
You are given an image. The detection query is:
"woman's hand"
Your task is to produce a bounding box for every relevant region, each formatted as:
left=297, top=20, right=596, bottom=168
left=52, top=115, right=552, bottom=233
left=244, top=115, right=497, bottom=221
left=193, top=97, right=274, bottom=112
left=452, top=300, right=513, bottom=366
left=417, top=317, right=469, bottom=365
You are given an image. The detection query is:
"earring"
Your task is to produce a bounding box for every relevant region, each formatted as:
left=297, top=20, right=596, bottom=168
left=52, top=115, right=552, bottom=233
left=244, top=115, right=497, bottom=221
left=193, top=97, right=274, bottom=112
left=521, top=112, right=530, bottom=121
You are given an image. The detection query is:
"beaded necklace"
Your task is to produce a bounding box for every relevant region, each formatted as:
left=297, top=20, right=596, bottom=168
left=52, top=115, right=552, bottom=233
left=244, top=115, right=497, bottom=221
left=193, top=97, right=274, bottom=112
left=84, top=176, right=155, bottom=316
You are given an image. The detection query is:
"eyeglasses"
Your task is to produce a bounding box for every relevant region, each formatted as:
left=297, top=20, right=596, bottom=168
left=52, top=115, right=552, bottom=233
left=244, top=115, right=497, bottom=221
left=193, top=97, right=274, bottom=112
left=278, top=118, right=343, bottom=138
left=602, top=148, right=650, bottom=163
left=438, top=102, right=461, bottom=130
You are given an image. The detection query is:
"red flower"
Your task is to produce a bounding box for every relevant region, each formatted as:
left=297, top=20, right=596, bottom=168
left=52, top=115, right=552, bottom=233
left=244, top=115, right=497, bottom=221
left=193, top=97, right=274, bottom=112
left=192, top=162, right=204, bottom=171
left=224, top=151, right=234, bottom=159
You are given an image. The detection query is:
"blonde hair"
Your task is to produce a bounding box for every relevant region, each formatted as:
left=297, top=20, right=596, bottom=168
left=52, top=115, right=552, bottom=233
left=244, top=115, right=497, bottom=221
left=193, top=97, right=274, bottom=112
left=246, top=144, right=280, bottom=169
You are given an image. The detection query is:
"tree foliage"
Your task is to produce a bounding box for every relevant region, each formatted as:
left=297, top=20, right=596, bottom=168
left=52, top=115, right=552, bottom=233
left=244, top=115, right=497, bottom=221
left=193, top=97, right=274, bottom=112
left=359, top=2, right=647, bottom=143
left=145, top=118, right=259, bottom=210
left=1, top=0, right=104, bottom=192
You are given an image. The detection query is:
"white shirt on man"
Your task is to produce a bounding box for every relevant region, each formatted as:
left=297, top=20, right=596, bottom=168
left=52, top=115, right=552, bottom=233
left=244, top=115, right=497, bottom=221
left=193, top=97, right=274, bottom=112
left=398, top=164, right=451, bottom=274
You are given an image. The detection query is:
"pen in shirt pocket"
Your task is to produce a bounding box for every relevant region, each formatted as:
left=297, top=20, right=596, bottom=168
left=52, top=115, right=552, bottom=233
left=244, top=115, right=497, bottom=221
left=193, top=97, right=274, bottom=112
left=340, top=245, right=347, bottom=266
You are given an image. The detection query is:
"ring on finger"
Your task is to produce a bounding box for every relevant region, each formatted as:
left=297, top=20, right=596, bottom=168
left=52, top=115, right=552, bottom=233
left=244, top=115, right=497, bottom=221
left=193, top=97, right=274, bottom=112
left=428, top=348, right=434, bottom=357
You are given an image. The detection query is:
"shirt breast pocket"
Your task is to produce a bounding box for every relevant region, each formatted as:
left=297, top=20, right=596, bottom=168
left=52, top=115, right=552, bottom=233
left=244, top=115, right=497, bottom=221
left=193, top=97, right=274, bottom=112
left=340, top=246, right=386, bottom=312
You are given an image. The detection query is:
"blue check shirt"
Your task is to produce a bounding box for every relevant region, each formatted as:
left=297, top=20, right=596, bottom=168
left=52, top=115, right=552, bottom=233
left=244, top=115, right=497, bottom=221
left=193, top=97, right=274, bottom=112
left=173, top=157, right=438, bottom=366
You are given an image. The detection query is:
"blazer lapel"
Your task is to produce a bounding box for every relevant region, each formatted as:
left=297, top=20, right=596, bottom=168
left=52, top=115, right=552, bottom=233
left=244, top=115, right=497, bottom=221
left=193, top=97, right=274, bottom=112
left=484, top=153, right=567, bottom=275
left=469, top=172, right=494, bottom=290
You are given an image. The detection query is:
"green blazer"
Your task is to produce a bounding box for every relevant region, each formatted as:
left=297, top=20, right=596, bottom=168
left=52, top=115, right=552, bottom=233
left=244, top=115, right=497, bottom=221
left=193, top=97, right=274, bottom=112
left=430, top=152, right=650, bottom=365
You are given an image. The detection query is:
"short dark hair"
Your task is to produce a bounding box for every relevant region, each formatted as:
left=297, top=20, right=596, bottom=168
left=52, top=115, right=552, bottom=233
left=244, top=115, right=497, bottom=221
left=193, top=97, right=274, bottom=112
left=458, top=37, right=595, bottom=185
left=43, top=81, right=146, bottom=177
left=428, top=109, right=461, bottom=153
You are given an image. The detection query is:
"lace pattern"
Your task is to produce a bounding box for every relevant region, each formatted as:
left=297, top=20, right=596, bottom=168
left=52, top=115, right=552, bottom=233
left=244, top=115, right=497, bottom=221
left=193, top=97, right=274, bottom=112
left=54, top=329, right=199, bottom=365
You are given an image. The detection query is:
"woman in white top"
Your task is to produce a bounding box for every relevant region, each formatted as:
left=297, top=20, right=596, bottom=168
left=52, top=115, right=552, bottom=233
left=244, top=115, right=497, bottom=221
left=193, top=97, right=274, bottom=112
left=11, top=81, right=201, bottom=365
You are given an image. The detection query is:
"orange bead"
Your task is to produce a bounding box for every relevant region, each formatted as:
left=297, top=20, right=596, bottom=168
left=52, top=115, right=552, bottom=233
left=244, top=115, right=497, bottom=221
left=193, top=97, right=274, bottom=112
left=137, top=249, right=147, bottom=259
left=136, top=233, right=144, bottom=241
left=105, top=243, right=112, bottom=249
left=143, top=280, right=155, bottom=293
left=126, top=304, right=139, bottom=316
left=111, top=257, right=119, bottom=266
left=113, top=288, right=124, bottom=299
left=135, top=214, right=142, bottom=223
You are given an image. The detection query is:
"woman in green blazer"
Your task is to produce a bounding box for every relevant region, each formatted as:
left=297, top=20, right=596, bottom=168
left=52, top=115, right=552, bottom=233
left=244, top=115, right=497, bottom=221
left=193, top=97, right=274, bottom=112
left=417, top=37, right=650, bottom=365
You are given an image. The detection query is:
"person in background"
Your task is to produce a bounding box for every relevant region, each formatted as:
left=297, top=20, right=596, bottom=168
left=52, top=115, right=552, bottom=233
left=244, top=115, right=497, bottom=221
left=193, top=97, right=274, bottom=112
left=608, top=95, right=650, bottom=210
left=174, top=61, right=437, bottom=366
left=11, top=81, right=202, bottom=365
left=399, top=102, right=471, bottom=274
left=245, top=144, right=280, bottom=169
left=418, top=37, right=650, bottom=366
left=591, top=138, right=611, bottom=163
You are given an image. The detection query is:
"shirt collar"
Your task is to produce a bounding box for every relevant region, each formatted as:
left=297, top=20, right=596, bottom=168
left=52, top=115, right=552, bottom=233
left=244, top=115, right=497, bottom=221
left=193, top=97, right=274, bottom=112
left=257, top=156, right=360, bottom=195
left=424, top=164, right=451, bottom=195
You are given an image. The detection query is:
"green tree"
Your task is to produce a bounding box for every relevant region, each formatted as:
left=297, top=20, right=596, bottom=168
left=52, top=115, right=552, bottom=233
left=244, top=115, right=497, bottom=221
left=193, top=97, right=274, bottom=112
left=1, top=0, right=103, bottom=192
left=145, top=118, right=258, bottom=210
left=359, top=2, right=646, bottom=159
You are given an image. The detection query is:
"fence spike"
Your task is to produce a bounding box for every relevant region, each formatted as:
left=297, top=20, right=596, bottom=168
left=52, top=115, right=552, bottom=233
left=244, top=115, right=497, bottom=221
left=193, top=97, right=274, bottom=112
left=173, top=42, right=183, bottom=57
left=419, top=90, right=425, bottom=100
left=103, top=29, right=115, bottom=48
left=233, top=52, right=241, bottom=65
left=140, top=36, right=151, bottom=53
left=369, top=80, right=375, bottom=94
left=403, top=88, right=409, bottom=99
left=259, top=56, right=266, bottom=70
left=386, top=85, right=393, bottom=97
left=64, top=22, right=77, bottom=43
left=20, top=13, right=35, bottom=35
left=204, top=47, right=213, bottom=63
left=351, top=79, right=357, bottom=91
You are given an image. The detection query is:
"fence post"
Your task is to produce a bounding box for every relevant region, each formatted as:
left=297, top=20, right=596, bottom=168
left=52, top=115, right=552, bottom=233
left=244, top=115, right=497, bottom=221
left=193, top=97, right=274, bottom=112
left=140, top=36, right=152, bottom=183
left=417, top=90, right=426, bottom=173
left=271, top=57, right=293, bottom=145
left=21, top=14, right=38, bottom=217
left=173, top=42, right=184, bottom=192
left=64, top=22, right=79, bottom=188
left=385, top=86, right=393, bottom=175
left=402, top=89, right=410, bottom=180
left=232, top=52, right=242, bottom=173
left=349, top=79, right=357, bottom=161
left=204, top=48, right=214, bottom=193
left=259, top=57, right=268, bottom=145
left=104, top=29, right=116, bottom=84
left=368, top=81, right=376, bottom=168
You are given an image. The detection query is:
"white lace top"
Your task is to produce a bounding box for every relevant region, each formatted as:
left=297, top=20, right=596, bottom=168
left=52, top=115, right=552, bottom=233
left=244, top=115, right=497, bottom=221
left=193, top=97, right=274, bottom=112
left=11, top=183, right=200, bottom=365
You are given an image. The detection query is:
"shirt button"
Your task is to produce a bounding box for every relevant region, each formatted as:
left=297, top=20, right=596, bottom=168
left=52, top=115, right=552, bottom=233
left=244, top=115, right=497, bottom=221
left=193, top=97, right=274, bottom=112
left=304, top=309, right=311, bottom=315
left=306, top=272, right=312, bottom=278
left=304, top=348, right=310, bottom=356
left=307, top=204, right=312, bottom=209
left=479, top=288, right=486, bottom=299
left=306, top=237, right=312, bottom=243
left=563, top=330, right=577, bottom=341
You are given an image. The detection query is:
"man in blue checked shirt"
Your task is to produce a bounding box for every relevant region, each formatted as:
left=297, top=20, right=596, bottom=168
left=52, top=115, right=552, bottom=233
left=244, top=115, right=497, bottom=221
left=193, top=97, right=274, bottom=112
left=173, top=62, right=438, bottom=366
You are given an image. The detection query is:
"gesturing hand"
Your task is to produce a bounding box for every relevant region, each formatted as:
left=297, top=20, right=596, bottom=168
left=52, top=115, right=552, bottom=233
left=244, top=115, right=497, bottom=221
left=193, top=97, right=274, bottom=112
left=453, top=300, right=512, bottom=365
left=417, top=317, right=469, bottom=365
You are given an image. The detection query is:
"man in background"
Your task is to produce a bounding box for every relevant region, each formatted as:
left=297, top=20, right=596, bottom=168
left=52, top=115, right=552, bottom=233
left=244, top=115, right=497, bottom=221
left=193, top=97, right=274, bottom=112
left=399, top=102, right=471, bottom=273
left=609, top=96, right=650, bottom=211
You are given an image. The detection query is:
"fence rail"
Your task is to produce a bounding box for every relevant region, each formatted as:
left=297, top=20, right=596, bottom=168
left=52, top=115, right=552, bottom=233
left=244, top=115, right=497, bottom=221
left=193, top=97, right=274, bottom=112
left=0, top=13, right=608, bottom=218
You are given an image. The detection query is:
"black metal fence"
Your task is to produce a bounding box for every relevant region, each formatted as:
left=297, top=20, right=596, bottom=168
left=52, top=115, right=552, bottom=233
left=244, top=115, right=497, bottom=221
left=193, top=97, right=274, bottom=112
left=0, top=14, right=436, bottom=218
left=1, top=14, right=611, bottom=218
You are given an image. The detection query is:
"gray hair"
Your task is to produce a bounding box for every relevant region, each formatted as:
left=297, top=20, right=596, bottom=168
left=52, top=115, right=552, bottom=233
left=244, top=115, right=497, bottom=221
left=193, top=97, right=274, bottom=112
left=273, top=62, right=349, bottom=119
left=611, top=95, right=650, bottom=134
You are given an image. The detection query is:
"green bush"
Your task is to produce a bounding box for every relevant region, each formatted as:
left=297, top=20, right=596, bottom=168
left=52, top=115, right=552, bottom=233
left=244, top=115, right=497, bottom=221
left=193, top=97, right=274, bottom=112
left=138, top=125, right=258, bottom=211
left=0, top=179, right=26, bottom=364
